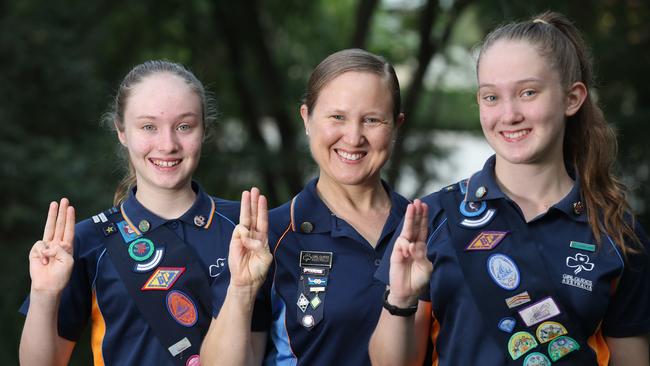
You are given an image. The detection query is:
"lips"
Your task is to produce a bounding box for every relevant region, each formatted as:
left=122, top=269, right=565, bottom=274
left=150, top=158, right=181, bottom=168
left=335, top=149, right=366, bottom=161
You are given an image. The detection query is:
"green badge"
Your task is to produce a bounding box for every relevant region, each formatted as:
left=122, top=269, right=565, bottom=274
left=569, top=241, right=595, bottom=252
left=138, top=219, right=150, bottom=233
left=129, top=238, right=155, bottom=262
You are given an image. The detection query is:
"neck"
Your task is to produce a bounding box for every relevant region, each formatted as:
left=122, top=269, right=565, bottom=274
left=134, top=182, right=197, bottom=220
left=315, top=175, right=390, bottom=215
left=494, top=157, right=574, bottom=220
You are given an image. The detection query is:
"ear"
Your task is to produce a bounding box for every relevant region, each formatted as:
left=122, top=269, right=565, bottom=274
left=395, top=113, right=405, bottom=129
left=565, top=82, right=588, bottom=117
left=300, top=104, right=310, bottom=136
left=115, top=121, right=127, bottom=146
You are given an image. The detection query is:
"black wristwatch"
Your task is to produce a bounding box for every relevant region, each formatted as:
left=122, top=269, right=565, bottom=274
left=382, top=288, right=418, bottom=317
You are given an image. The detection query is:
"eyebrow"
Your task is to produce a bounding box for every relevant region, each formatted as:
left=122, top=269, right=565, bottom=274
left=478, top=77, right=544, bottom=89
left=135, top=112, right=199, bottom=120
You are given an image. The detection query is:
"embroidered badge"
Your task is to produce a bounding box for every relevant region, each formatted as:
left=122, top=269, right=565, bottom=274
left=141, top=267, right=185, bottom=291
left=307, top=277, right=328, bottom=286
left=517, top=296, right=561, bottom=327
left=487, top=254, right=520, bottom=290
left=209, top=258, right=227, bottom=278
left=460, top=209, right=497, bottom=228
left=569, top=240, right=595, bottom=252
left=536, top=321, right=568, bottom=344
left=102, top=222, right=117, bottom=236
left=166, top=290, right=198, bottom=327
left=505, top=291, right=531, bottom=309
left=128, top=238, right=155, bottom=262
left=547, top=336, right=580, bottom=361
left=566, top=253, right=594, bottom=274
left=459, top=200, right=487, bottom=217
left=523, top=352, right=551, bottom=366
left=508, top=331, right=538, bottom=360
left=498, top=317, right=516, bottom=333
left=466, top=231, right=508, bottom=251
left=186, top=355, right=200, bottom=366
left=300, top=251, right=333, bottom=268
left=297, top=293, right=309, bottom=313
left=133, top=247, right=164, bottom=273
left=117, top=220, right=140, bottom=243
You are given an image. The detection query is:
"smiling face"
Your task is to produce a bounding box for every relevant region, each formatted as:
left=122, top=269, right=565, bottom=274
left=117, top=72, right=204, bottom=195
left=477, top=39, right=581, bottom=167
left=301, top=71, right=402, bottom=188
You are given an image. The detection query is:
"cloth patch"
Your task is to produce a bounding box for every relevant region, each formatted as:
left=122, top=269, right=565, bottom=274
left=517, top=296, right=561, bottom=327
left=508, top=331, right=538, bottom=360
left=536, top=321, right=568, bottom=344
left=460, top=209, right=497, bottom=228
left=128, top=238, right=155, bottom=262
left=498, top=317, right=516, bottom=333
left=569, top=241, right=595, bottom=252
left=133, top=247, right=164, bottom=273
left=466, top=231, right=508, bottom=251
left=548, top=336, right=580, bottom=361
left=141, top=267, right=185, bottom=291
left=487, top=253, right=520, bottom=290
left=166, top=290, right=198, bottom=327
left=505, top=291, right=531, bottom=309
left=523, top=352, right=551, bottom=366
left=117, top=220, right=140, bottom=243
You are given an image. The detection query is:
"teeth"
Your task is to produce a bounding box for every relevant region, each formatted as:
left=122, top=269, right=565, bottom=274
left=503, top=130, right=529, bottom=139
left=337, top=150, right=364, bottom=161
left=152, top=159, right=180, bottom=167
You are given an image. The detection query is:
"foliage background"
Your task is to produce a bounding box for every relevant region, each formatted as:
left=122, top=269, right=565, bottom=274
left=2, top=0, right=649, bottom=363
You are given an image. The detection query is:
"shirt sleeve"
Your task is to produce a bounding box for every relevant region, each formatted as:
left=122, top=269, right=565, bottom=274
left=602, top=221, right=650, bottom=337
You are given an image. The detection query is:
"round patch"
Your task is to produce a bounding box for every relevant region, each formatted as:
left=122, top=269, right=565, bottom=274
left=487, top=254, right=520, bottom=290
left=128, top=238, right=155, bottom=262
left=166, top=290, right=198, bottom=327
left=186, top=355, right=200, bottom=366
left=536, top=321, right=567, bottom=344
left=459, top=200, right=487, bottom=217
left=498, top=317, right=516, bottom=333
left=523, top=352, right=551, bottom=366
left=548, top=335, right=579, bottom=362
left=508, top=331, right=538, bottom=360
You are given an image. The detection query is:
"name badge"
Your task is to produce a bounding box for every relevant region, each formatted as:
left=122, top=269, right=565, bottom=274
left=300, top=251, right=333, bottom=268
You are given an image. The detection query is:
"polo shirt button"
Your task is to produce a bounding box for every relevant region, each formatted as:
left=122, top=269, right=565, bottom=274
left=169, top=221, right=178, bottom=229
left=374, top=259, right=381, bottom=267
left=475, top=186, right=487, bottom=199
left=300, top=221, right=314, bottom=233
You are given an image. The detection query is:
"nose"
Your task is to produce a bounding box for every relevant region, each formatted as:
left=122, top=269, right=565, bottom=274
left=342, top=121, right=365, bottom=146
left=501, top=99, right=524, bottom=124
left=157, top=128, right=180, bottom=152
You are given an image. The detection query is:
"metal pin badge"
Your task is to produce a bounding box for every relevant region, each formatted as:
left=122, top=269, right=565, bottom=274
left=138, top=219, right=151, bottom=233
left=573, top=201, right=584, bottom=215
left=475, top=186, right=487, bottom=199
left=300, top=221, right=314, bottom=233
left=193, top=215, right=206, bottom=227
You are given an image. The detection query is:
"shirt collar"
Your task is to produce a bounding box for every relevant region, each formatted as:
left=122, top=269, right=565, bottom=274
left=290, top=178, right=409, bottom=235
left=464, top=155, right=587, bottom=222
left=120, top=181, right=216, bottom=235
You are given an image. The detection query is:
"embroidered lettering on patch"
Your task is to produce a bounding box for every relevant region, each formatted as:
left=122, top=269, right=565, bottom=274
left=300, top=251, right=333, bottom=268
left=561, top=274, right=593, bottom=291
left=141, top=267, right=185, bottom=291
left=466, top=231, right=508, bottom=251
left=166, top=290, right=198, bottom=327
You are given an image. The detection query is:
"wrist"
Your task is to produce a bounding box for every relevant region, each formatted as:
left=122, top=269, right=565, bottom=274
left=383, top=288, right=418, bottom=317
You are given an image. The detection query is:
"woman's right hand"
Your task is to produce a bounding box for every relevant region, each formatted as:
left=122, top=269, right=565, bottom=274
left=388, top=199, right=432, bottom=307
left=29, top=198, right=76, bottom=295
left=228, top=188, right=272, bottom=291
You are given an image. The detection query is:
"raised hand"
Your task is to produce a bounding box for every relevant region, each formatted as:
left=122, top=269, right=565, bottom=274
left=228, top=187, right=272, bottom=290
left=29, top=198, right=76, bottom=294
left=388, top=199, right=432, bottom=307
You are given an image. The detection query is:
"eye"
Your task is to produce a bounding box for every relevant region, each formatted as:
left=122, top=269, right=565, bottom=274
left=521, top=89, right=537, bottom=97
left=329, top=114, right=345, bottom=121
left=363, top=116, right=385, bottom=125
left=177, top=123, right=192, bottom=132
left=482, top=95, right=497, bottom=103
left=142, top=124, right=156, bottom=131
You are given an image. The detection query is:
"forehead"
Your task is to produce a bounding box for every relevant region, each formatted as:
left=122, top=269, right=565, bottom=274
left=125, top=72, right=201, bottom=116
left=315, top=71, right=392, bottom=109
left=478, top=40, right=557, bottom=84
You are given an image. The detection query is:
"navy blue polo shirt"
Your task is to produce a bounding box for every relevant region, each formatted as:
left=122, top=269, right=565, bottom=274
left=21, top=182, right=238, bottom=366
left=377, top=156, right=650, bottom=365
left=252, top=178, right=408, bottom=365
